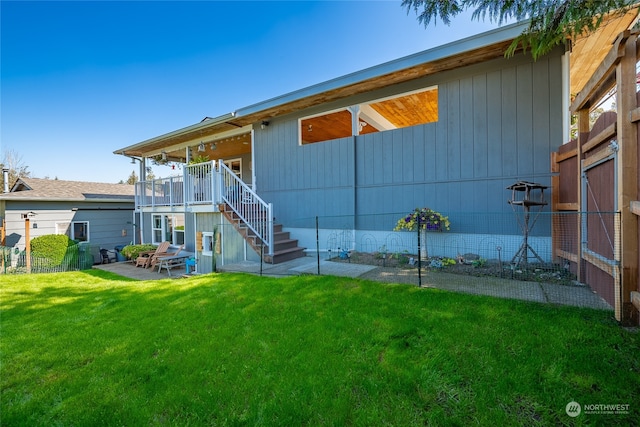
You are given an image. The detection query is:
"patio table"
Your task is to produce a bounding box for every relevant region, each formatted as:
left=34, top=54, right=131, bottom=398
left=156, top=252, right=194, bottom=276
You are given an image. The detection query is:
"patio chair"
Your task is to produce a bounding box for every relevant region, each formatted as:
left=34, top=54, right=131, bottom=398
left=135, top=241, right=170, bottom=268
left=100, top=248, right=117, bottom=264
left=149, top=244, right=184, bottom=270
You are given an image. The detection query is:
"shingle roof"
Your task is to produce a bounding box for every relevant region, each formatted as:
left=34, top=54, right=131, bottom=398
left=0, top=177, right=135, bottom=202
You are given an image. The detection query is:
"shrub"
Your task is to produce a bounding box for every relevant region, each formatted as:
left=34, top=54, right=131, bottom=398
left=30, top=235, right=77, bottom=267
left=121, top=244, right=157, bottom=260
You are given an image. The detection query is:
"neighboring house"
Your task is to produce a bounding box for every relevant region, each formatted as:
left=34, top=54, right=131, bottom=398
left=113, top=15, right=638, bottom=277
left=0, top=177, right=136, bottom=264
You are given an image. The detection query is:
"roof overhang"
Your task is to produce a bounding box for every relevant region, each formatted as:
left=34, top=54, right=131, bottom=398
left=114, top=9, right=638, bottom=158
left=115, top=22, right=529, bottom=158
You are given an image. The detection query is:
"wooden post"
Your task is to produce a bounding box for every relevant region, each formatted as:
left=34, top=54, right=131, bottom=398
left=1, top=218, right=5, bottom=271
left=25, top=217, right=31, bottom=274
left=576, top=108, right=590, bottom=284
left=616, top=35, right=639, bottom=324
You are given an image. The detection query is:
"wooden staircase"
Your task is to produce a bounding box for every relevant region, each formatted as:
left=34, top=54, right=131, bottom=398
left=219, top=203, right=306, bottom=264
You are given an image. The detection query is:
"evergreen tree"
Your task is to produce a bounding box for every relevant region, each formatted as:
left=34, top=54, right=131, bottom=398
left=125, top=170, right=138, bottom=185
left=402, top=0, right=637, bottom=59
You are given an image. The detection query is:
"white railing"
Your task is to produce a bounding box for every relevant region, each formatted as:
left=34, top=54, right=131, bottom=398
left=184, top=161, right=217, bottom=205
left=219, top=162, right=274, bottom=255
left=134, top=160, right=273, bottom=255
left=135, top=176, right=184, bottom=207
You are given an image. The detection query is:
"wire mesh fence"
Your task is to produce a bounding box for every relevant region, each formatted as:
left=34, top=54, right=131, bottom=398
left=0, top=244, right=97, bottom=275
left=218, top=211, right=618, bottom=311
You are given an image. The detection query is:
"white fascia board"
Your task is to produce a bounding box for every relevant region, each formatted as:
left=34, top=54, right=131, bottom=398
left=235, top=21, right=529, bottom=119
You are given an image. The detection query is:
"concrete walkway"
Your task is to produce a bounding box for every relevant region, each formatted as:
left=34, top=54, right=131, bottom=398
left=93, top=256, right=612, bottom=311
left=93, top=261, right=188, bottom=280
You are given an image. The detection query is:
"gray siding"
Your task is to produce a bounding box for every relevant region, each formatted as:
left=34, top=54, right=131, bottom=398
left=193, top=212, right=259, bottom=273
left=2, top=200, right=134, bottom=262
left=254, top=50, right=562, bottom=234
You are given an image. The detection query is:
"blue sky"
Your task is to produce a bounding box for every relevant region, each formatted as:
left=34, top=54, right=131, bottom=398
left=1, top=1, right=505, bottom=183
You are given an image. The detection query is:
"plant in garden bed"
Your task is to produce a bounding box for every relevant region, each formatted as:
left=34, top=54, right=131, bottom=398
left=120, top=243, right=157, bottom=261
left=394, top=207, right=450, bottom=259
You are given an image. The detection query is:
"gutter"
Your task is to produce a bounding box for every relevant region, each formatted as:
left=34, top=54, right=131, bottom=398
left=0, top=196, right=134, bottom=203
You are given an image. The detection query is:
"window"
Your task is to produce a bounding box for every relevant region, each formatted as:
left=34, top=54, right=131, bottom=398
left=152, top=215, right=163, bottom=244
left=152, top=214, right=185, bottom=245
left=299, top=86, right=438, bottom=145
left=202, top=232, right=214, bottom=256
left=224, top=159, right=242, bottom=179
left=71, top=221, right=89, bottom=242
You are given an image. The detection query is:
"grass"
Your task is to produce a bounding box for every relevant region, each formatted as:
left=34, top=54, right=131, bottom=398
left=1, top=270, right=639, bottom=426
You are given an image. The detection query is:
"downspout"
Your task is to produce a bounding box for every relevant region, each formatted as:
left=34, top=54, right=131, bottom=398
left=251, top=128, right=256, bottom=191
left=561, top=47, right=571, bottom=144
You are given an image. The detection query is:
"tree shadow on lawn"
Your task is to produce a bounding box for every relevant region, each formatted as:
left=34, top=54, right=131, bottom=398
left=1, top=270, right=224, bottom=316
left=81, top=269, right=140, bottom=282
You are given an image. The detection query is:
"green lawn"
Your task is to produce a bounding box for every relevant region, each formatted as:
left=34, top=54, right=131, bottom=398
left=1, top=271, right=638, bottom=426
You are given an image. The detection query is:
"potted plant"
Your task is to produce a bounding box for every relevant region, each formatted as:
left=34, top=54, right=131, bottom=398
left=394, top=208, right=450, bottom=259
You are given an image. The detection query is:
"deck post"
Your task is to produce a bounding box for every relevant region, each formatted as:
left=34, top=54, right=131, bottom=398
left=616, top=34, right=639, bottom=324
left=268, top=203, right=274, bottom=256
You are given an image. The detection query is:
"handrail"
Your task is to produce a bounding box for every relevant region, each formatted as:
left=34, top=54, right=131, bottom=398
left=219, top=161, right=273, bottom=255
left=133, top=161, right=273, bottom=255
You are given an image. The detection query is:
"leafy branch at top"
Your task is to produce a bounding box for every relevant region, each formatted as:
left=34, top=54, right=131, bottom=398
left=401, top=0, right=637, bottom=59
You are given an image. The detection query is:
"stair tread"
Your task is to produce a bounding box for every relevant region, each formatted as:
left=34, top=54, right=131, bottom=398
left=272, top=246, right=306, bottom=255
left=220, top=202, right=305, bottom=264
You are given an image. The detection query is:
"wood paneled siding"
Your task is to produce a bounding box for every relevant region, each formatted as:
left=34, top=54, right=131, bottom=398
left=255, top=51, right=562, bottom=234
left=194, top=212, right=259, bottom=273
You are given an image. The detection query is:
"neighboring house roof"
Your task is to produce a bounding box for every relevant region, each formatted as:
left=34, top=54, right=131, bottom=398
left=0, top=177, right=135, bottom=203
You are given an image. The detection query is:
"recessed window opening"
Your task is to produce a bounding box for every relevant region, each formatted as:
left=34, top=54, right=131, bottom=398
left=71, top=221, right=89, bottom=242
left=151, top=213, right=185, bottom=245
left=299, top=86, right=438, bottom=145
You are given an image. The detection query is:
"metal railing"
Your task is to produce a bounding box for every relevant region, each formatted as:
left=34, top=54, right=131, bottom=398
left=184, top=161, right=217, bottom=206
left=135, top=175, right=184, bottom=207
left=134, top=160, right=273, bottom=254
left=219, top=162, right=273, bottom=255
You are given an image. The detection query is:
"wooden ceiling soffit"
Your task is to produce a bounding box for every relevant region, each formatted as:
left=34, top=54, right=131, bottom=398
left=124, top=121, right=243, bottom=157
left=569, top=8, right=639, bottom=98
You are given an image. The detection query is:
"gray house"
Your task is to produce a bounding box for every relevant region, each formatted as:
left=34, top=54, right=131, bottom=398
left=113, top=16, right=638, bottom=274
left=0, top=177, right=136, bottom=264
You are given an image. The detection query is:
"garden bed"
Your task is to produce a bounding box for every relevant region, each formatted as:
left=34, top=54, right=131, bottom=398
left=330, top=251, right=578, bottom=286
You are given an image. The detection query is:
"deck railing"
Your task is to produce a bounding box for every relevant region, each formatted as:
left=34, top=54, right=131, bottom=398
left=135, top=175, right=184, bottom=207
left=219, top=162, right=273, bottom=255
left=184, top=161, right=217, bottom=205
left=135, top=160, right=273, bottom=254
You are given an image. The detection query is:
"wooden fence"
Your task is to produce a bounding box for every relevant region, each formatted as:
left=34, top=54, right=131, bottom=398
left=552, top=30, right=639, bottom=324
